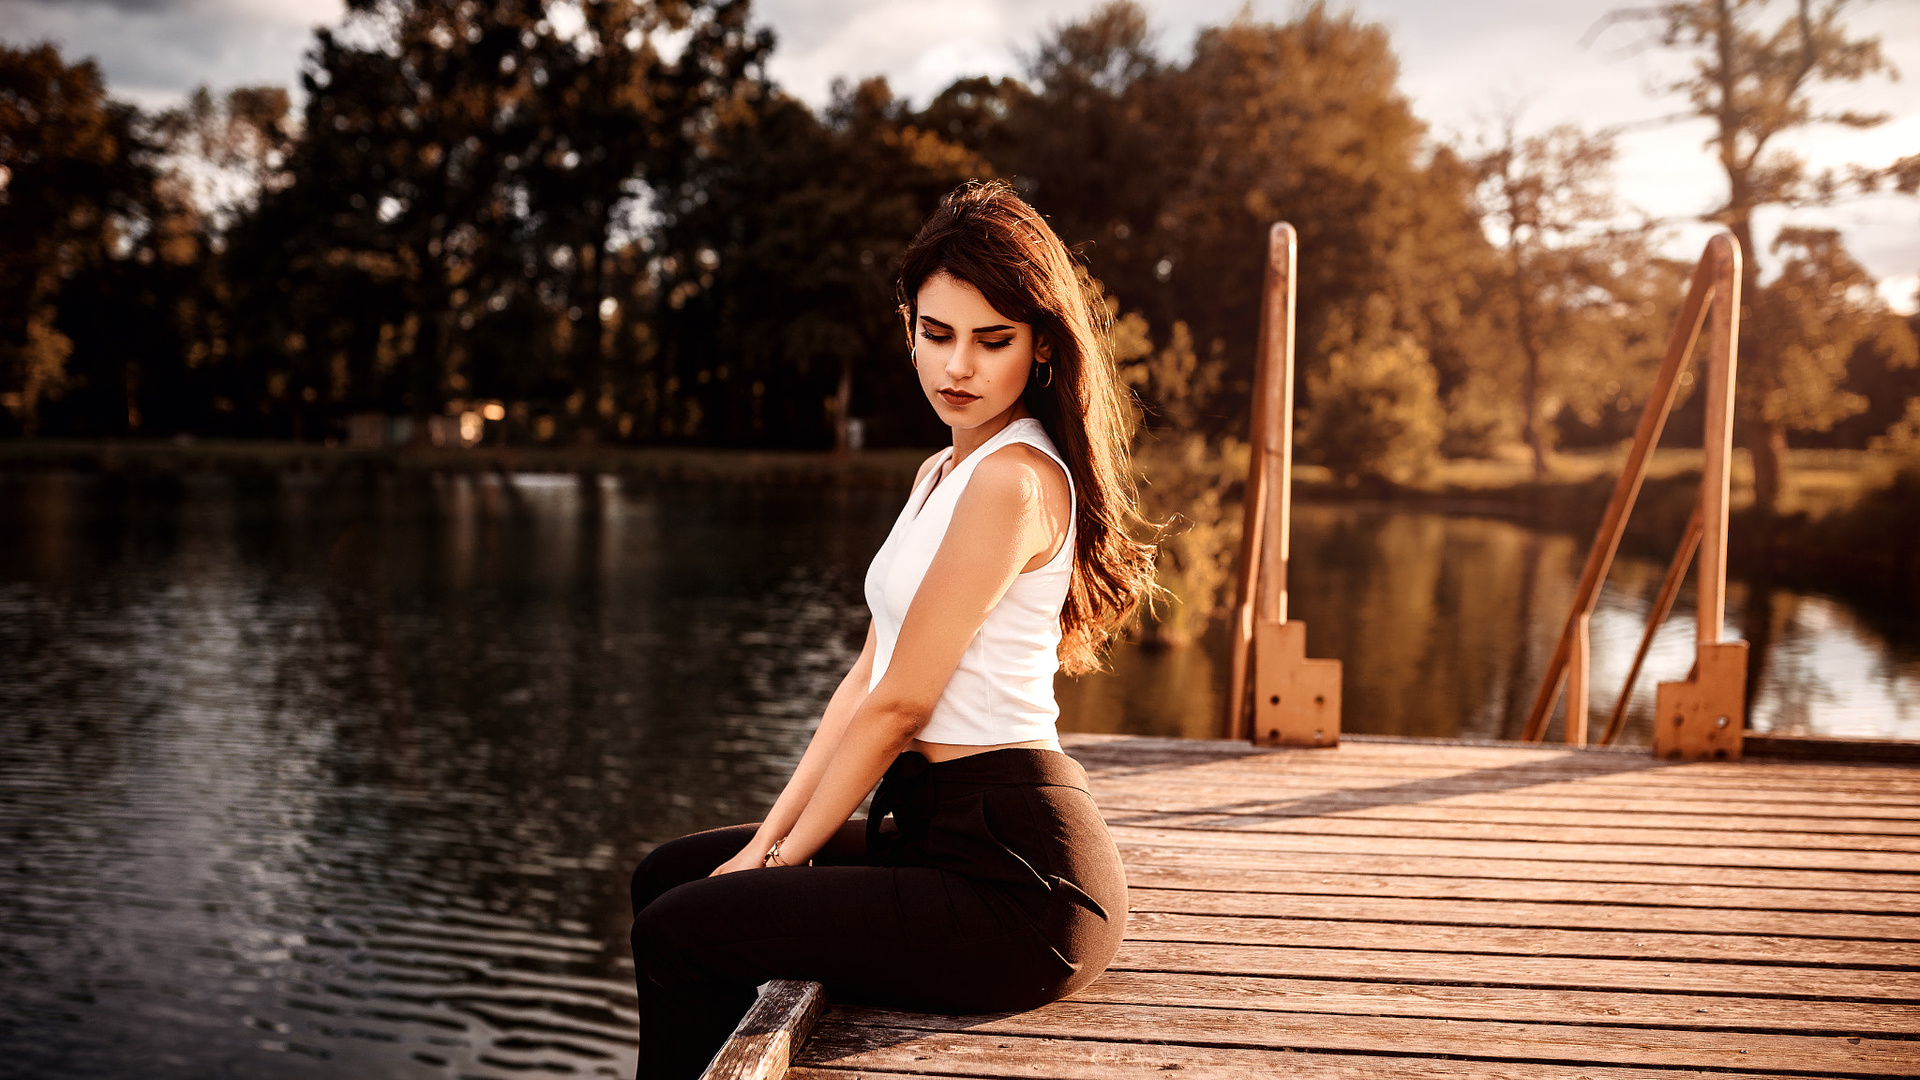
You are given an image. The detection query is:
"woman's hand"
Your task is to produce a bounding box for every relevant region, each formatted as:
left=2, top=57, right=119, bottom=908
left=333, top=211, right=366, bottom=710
left=708, top=847, right=767, bottom=877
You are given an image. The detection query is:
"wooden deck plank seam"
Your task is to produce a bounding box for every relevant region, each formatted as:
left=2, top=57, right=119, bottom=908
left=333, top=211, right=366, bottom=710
left=1122, top=910, right=1920, bottom=943
left=808, top=1014, right=1919, bottom=1078
left=1105, top=836, right=1920, bottom=874
left=1103, top=961, right=1920, bottom=1003
left=845, top=1001, right=1920, bottom=1040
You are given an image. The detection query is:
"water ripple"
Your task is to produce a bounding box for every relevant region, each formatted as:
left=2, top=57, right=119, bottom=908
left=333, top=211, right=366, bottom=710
left=0, top=472, right=890, bottom=1079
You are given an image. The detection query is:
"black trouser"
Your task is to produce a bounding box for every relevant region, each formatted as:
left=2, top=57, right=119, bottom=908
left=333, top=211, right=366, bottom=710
left=628, top=748, right=1128, bottom=1079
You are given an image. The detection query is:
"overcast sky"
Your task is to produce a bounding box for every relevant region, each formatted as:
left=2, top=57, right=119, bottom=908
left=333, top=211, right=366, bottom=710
left=4, top=0, right=1916, bottom=307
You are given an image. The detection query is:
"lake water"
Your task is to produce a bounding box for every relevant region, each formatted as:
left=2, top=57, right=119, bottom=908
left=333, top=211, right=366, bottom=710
left=3, top=469, right=1915, bottom=1078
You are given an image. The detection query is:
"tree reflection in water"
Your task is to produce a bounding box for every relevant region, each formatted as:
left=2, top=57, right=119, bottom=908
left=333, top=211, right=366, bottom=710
left=1059, top=503, right=1920, bottom=746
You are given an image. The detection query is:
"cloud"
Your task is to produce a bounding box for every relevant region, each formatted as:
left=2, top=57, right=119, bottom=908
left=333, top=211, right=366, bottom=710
left=9, top=0, right=195, bottom=13
left=0, top=0, right=343, bottom=107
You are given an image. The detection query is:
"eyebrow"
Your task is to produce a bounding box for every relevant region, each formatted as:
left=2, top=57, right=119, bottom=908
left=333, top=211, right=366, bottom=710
left=919, top=316, right=1016, bottom=334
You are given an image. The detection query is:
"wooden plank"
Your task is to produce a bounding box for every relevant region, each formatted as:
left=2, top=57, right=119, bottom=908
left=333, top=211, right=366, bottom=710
left=699, top=979, right=825, bottom=1080
left=825, top=1001, right=1920, bottom=1074
left=794, top=1030, right=1810, bottom=1080
left=1086, top=763, right=1920, bottom=803
left=794, top=1032, right=1802, bottom=1080
left=1126, top=886, right=1920, bottom=939
left=1100, top=807, right=1920, bottom=851
left=1091, top=786, right=1920, bottom=828
left=1067, top=731, right=1920, bottom=786
left=1069, top=731, right=1920, bottom=784
left=1114, top=939, right=1920, bottom=999
left=1123, top=910, right=1920, bottom=967
left=1077, top=970, right=1920, bottom=1034
left=1085, top=769, right=1920, bottom=809
left=1124, top=862, right=1920, bottom=913
left=1070, top=731, right=1916, bottom=772
left=1116, top=842, right=1920, bottom=894
left=1107, top=824, right=1920, bottom=873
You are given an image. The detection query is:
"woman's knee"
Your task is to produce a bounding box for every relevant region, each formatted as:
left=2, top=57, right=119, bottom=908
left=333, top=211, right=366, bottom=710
left=630, top=877, right=737, bottom=990
left=630, top=824, right=758, bottom=915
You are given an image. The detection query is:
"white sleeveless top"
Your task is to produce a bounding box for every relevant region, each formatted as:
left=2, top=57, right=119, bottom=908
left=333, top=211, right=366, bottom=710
left=863, top=417, right=1075, bottom=744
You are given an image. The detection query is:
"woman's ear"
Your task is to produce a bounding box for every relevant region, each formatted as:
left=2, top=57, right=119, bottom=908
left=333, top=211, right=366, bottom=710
left=1036, top=336, right=1053, bottom=363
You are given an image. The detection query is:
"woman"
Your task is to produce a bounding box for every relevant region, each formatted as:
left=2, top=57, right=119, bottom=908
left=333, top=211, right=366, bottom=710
left=628, top=180, right=1159, bottom=1079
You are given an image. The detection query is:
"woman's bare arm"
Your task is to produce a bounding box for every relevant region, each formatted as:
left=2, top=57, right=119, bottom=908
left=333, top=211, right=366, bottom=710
left=709, top=622, right=878, bottom=875
left=766, top=445, right=1066, bottom=868
left=709, top=450, right=951, bottom=875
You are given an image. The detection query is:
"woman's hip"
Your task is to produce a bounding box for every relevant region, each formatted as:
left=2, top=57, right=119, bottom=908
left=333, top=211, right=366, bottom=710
left=869, top=748, right=1128, bottom=963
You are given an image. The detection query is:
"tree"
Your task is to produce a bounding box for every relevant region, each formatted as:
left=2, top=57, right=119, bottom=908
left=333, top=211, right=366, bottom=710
left=1592, top=0, right=1899, bottom=512
left=1000, top=2, right=1167, bottom=312
left=221, top=0, right=772, bottom=441
left=1141, top=5, right=1487, bottom=450
left=651, top=76, right=986, bottom=447
left=1469, top=116, right=1664, bottom=479
left=526, top=0, right=770, bottom=439
left=0, top=44, right=146, bottom=435
left=1745, top=227, right=1917, bottom=452
left=918, top=1, right=1489, bottom=449
left=234, top=0, right=549, bottom=433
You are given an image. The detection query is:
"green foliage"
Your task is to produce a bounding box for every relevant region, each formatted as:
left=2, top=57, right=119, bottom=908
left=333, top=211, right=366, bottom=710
left=1746, top=227, right=1918, bottom=435
left=1116, top=312, right=1243, bottom=647
left=1301, top=299, right=1444, bottom=485
left=1871, top=397, right=1920, bottom=457
left=1131, top=428, right=1245, bottom=647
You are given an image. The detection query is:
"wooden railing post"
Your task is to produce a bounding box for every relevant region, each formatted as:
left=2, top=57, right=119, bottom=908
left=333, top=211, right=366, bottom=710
left=1654, top=235, right=1748, bottom=761
left=1518, top=232, right=1748, bottom=759
left=1228, top=223, right=1341, bottom=746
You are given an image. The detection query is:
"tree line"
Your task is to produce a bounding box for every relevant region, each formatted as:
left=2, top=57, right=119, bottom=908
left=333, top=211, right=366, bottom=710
left=2, top=0, right=1916, bottom=512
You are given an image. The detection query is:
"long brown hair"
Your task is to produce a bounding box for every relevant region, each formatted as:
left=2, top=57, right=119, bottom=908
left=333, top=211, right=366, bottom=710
left=897, top=180, right=1159, bottom=675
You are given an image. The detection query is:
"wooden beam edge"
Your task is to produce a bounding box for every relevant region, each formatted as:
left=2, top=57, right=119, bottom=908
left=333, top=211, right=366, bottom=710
left=701, top=979, right=828, bottom=1080
left=1744, top=735, right=1920, bottom=765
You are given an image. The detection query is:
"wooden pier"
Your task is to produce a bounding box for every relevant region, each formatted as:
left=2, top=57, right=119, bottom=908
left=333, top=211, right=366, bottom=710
left=748, top=732, right=1920, bottom=1079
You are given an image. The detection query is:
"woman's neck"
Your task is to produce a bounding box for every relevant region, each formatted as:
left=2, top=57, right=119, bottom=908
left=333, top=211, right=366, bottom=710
left=949, top=406, right=1031, bottom=470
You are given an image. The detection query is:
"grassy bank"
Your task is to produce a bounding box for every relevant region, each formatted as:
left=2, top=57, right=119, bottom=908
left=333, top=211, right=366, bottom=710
left=1293, top=445, right=1920, bottom=606
left=1294, top=445, right=1900, bottom=521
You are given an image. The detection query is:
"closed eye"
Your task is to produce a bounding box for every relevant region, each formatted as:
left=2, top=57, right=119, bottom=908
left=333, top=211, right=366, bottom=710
left=980, top=338, right=1013, bottom=350
left=919, top=328, right=952, bottom=344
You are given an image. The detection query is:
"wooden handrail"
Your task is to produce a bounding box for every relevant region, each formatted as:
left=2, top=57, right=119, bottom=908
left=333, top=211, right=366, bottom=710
left=1226, top=223, right=1341, bottom=746
left=1520, top=232, right=1743, bottom=747
left=1228, top=223, right=1298, bottom=738
left=1599, top=500, right=1704, bottom=746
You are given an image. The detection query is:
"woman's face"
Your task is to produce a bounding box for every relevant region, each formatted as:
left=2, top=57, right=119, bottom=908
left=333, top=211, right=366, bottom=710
left=911, top=272, right=1048, bottom=432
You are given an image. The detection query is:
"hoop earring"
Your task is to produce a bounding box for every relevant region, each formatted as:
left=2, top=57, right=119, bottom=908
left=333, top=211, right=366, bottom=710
left=1034, top=361, right=1053, bottom=389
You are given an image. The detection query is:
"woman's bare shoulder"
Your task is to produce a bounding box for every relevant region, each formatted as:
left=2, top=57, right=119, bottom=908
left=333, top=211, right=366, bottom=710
left=967, top=442, right=1070, bottom=520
